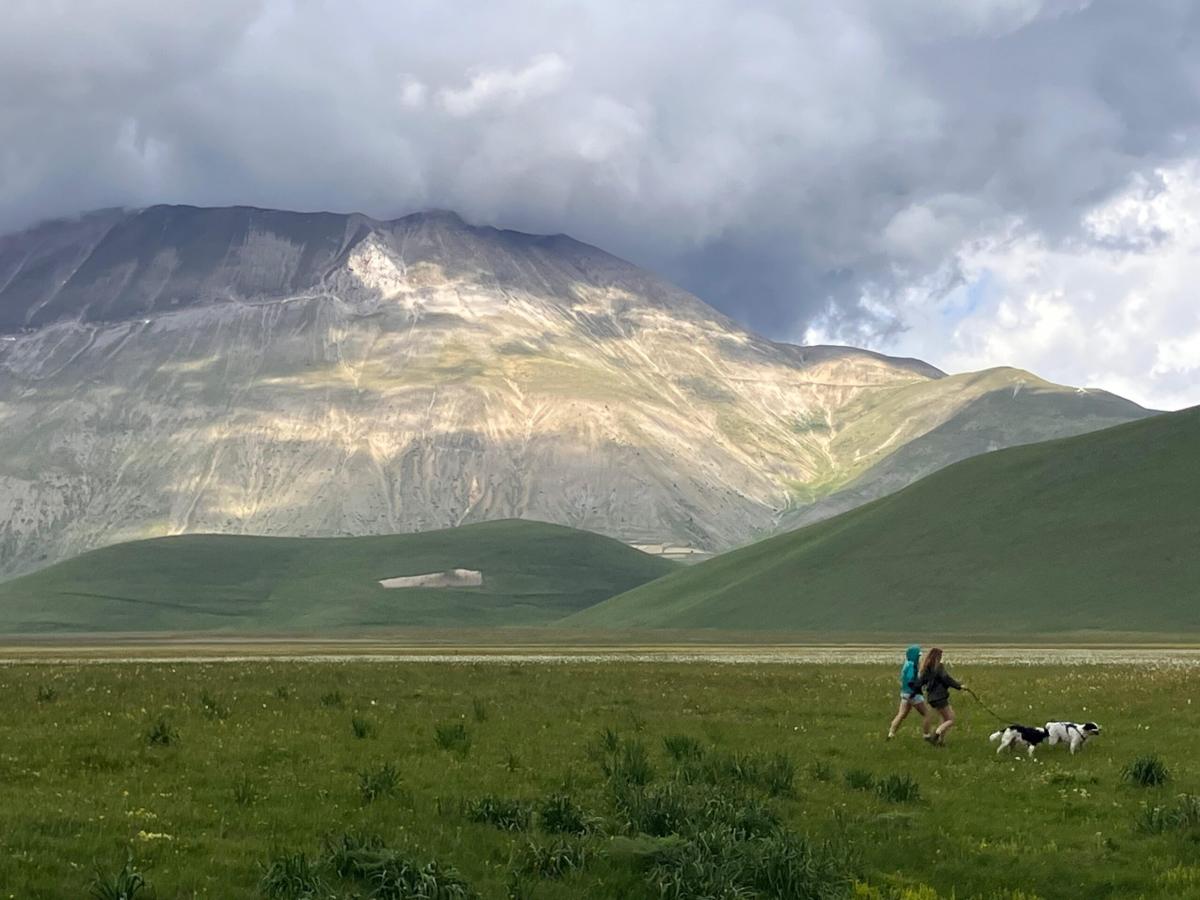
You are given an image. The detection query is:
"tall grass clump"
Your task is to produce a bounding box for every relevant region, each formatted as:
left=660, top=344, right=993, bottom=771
left=467, top=795, right=532, bottom=831
left=515, top=837, right=590, bottom=879
left=259, top=850, right=329, bottom=899
left=320, top=690, right=345, bottom=708
left=600, top=738, right=654, bottom=788
left=472, top=697, right=488, bottom=722
left=233, top=775, right=258, bottom=807
left=875, top=773, right=921, bottom=803
left=145, top=717, right=178, bottom=747
left=663, top=734, right=705, bottom=762
left=539, top=792, right=593, bottom=835
left=1135, top=794, right=1200, bottom=834
left=351, top=716, right=375, bottom=739
left=639, top=825, right=853, bottom=899
left=761, top=752, right=797, bottom=797
left=359, top=764, right=400, bottom=804
left=338, top=845, right=472, bottom=900
left=1122, top=754, right=1170, bottom=787
left=36, top=684, right=58, bottom=704
left=435, top=721, right=472, bottom=755
left=89, top=854, right=148, bottom=900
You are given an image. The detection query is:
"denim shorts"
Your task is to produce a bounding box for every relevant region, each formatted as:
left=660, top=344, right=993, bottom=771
left=900, top=693, right=925, bottom=704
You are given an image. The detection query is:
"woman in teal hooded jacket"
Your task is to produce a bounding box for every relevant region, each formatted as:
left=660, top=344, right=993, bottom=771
left=887, top=644, right=932, bottom=740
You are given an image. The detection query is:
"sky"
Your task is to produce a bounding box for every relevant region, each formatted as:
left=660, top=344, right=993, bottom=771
left=2, top=0, right=1199, bottom=409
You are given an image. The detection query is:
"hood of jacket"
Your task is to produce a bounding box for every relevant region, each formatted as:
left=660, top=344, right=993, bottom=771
left=906, top=645, right=921, bottom=663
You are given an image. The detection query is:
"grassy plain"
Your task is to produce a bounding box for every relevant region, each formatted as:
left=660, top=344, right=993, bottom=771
left=0, top=658, right=1198, bottom=898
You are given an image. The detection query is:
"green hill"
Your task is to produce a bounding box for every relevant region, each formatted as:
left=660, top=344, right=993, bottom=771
left=566, top=408, right=1200, bottom=638
left=0, top=520, right=674, bottom=633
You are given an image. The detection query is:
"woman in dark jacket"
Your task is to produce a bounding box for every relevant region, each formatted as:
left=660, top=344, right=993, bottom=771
left=918, top=647, right=966, bottom=745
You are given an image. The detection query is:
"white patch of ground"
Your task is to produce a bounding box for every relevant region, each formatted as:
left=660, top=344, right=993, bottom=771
left=378, top=569, right=482, bottom=589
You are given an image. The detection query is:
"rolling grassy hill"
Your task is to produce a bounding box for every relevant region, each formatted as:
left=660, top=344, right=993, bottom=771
left=567, top=407, right=1200, bottom=637
left=0, top=520, right=674, bottom=633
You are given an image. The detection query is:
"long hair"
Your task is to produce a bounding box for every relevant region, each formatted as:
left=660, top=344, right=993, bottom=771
left=920, top=646, right=943, bottom=677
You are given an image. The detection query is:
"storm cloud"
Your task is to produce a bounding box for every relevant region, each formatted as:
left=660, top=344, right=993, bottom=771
left=2, top=0, right=1199, bottom=405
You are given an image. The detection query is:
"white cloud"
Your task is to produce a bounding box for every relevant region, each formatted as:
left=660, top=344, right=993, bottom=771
left=1, top=0, right=1198, bottom=355
left=881, top=163, right=1200, bottom=410
left=437, top=53, right=570, bottom=117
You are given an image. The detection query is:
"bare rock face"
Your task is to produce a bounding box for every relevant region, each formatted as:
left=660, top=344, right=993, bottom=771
left=0, top=206, right=1149, bottom=577
left=379, top=570, right=483, bottom=589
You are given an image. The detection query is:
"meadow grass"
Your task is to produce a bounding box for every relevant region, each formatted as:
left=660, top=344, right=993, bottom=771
left=0, top=660, right=1195, bottom=898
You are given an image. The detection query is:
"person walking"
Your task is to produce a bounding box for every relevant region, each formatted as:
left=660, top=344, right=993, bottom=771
left=887, top=644, right=932, bottom=740
left=918, top=647, right=965, bottom=745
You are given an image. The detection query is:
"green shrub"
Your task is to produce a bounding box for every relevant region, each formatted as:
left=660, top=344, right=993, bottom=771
left=89, top=854, right=148, bottom=900
left=845, top=768, right=876, bottom=792
left=539, top=792, right=592, bottom=835
left=259, top=850, right=329, bottom=899
left=36, top=684, right=58, bottom=704
left=435, top=722, right=472, bottom=754
left=515, top=837, right=590, bottom=879
left=145, top=717, right=178, bottom=747
left=351, top=716, right=375, bottom=739
left=359, top=764, right=400, bottom=804
left=467, top=795, right=532, bottom=831
left=1123, top=754, right=1170, bottom=787
left=875, top=774, right=921, bottom=803
left=1135, top=794, right=1200, bottom=834
left=662, top=734, right=705, bottom=762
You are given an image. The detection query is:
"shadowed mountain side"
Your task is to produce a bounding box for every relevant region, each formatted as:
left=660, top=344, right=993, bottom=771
left=566, top=408, right=1200, bottom=636
left=0, top=520, right=675, bottom=633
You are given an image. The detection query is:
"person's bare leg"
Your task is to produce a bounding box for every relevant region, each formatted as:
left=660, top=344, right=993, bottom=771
left=914, top=701, right=932, bottom=735
left=934, top=704, right=956, bottom=742
left=888, top=700, right=913, bottom=738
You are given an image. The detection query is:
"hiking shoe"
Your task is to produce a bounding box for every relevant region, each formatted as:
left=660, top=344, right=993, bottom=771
left=922, top=733, right=936, bottom=744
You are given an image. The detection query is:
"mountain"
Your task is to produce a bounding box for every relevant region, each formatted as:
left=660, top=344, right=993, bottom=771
left=566, top=407, right=1200, bottom=638
left=0, top=205, right=1148, bottom=577
left=0, top=520, right=674, bottom=633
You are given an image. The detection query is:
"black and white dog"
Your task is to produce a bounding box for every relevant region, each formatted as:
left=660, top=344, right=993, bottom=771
left=990, top=721, right=1102, bottom=757
left=990, top=724, right=1050, bottom=757
left=1045, top=721, right=1102, bottom=754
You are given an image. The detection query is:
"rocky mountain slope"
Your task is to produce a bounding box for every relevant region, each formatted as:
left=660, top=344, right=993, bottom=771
left=0, top=205, right=1149, bottom=577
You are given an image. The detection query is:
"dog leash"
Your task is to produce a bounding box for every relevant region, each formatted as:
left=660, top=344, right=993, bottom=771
left=964, top=687, right=1010, bottom=724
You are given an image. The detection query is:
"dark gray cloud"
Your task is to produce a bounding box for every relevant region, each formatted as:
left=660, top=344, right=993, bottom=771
left=2, top=0, right=1199, bottom=341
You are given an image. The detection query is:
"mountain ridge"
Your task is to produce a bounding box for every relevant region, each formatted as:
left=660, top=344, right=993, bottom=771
left=0, top=204, right=1149, bottom=578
